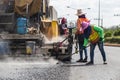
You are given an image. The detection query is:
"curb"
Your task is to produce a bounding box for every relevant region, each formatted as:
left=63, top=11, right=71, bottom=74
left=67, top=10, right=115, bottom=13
left=104, top=43, right=120, bottom=47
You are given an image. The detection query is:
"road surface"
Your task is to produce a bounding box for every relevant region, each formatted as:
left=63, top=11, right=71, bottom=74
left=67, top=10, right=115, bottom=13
left=0, top=46, right=120, bottom=80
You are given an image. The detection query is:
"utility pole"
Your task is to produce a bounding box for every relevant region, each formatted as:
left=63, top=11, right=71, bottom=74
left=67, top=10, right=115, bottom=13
left=98, top=0, right=101, bottom=27
left=101, top=18, right=103, bottom=28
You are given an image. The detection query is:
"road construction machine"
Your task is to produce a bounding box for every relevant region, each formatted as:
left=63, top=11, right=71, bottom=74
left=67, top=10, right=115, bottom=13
left=0, top=0, right=73, bottom=61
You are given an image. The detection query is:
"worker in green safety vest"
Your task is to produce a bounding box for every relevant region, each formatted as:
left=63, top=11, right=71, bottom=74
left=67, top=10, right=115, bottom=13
left=81, top=21, right=107, bottom=65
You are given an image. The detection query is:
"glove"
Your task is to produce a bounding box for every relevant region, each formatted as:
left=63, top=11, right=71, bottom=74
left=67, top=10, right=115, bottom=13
left=99, top=37, right=103, bottom=42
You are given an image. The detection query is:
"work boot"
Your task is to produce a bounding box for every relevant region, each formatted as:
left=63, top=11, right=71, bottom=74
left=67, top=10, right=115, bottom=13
left=103, top=61, right=107, bottom=64
left=76, top=59, right=83, bottom=62
left=82, top=57, right=87, bottom=62
left=86, top=61, right=94, bottom=65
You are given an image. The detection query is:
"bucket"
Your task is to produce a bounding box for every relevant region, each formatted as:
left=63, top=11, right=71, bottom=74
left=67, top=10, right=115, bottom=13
left=0, top=41, right=10, bottom=55
left=17, top=27, right=27, bottom=34
left=26, top=41, right=36, bottom=55
left=17, top=17, right=27, bottom=34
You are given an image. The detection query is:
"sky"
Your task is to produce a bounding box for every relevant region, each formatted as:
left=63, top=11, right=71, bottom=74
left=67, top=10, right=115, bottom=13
left=49, top=0, right=120, bottom=28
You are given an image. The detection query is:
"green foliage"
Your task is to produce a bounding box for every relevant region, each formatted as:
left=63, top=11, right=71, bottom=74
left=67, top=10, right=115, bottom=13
left=102, top=25, right=120, bottom=44
left=105, top=36, right=120, bottom=44
left=104, top=31, right=112, bottom=38
left=113, top=29, right=120, bottom=36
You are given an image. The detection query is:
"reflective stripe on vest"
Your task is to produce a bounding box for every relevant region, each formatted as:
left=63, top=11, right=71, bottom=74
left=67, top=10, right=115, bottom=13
left=89, top=26, right=99, bottom=43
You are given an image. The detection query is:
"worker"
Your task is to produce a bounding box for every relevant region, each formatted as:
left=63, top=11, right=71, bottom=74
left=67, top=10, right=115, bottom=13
left=61, top=17, right=68, bottom=35
left=75, top=9, right=90, bottom=62
left=81, top=21, right=107, bottom=65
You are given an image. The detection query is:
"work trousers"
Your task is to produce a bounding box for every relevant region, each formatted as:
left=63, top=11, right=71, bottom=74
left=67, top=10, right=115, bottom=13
left=90, top=41, right=107, bottom=63
left=78, top=34, right=87, bottom=59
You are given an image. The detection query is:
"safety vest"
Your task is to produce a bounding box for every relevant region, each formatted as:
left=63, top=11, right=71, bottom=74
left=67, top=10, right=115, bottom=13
left=89, top=26, right=99, bottom=44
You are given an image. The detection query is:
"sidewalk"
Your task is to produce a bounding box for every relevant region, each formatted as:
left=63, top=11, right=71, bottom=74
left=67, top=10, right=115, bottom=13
left=104, top=43, right=120, bottom=47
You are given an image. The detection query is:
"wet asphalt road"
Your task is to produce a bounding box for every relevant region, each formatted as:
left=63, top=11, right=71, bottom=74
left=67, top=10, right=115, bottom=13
left=0, top=57, right=70, bottom=80
left=0, top=46, right=120, bottom=80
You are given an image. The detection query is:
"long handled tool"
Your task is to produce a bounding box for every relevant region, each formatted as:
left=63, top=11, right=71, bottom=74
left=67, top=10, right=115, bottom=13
left=75, top=38, right=78, bottom=54
left=55, top=37, right=68, bottom=47
left=61, top=44, right=90, bottom=60
left=51, top=36, right=69, bottom=58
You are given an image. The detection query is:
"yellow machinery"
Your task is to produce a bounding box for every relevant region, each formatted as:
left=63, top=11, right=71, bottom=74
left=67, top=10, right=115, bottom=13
left=41, top=20, right=59, bottom=40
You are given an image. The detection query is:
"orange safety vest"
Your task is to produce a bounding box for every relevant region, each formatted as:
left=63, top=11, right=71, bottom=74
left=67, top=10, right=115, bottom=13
left=89, top=26, right=100, bottom=44
left=76, top=18, right=89, bottom=34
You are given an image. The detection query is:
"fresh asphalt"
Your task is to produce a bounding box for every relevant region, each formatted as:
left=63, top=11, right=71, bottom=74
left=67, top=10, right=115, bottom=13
left=0, top=46, right=120, bottom=80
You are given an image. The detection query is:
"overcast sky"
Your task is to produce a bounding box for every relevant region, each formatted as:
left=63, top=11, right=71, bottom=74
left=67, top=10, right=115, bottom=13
left=49, top=0, right=120, bottom=28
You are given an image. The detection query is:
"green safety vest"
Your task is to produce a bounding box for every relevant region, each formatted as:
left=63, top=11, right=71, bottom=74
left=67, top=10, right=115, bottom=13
left=89, top=26, right=100, bottom=44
